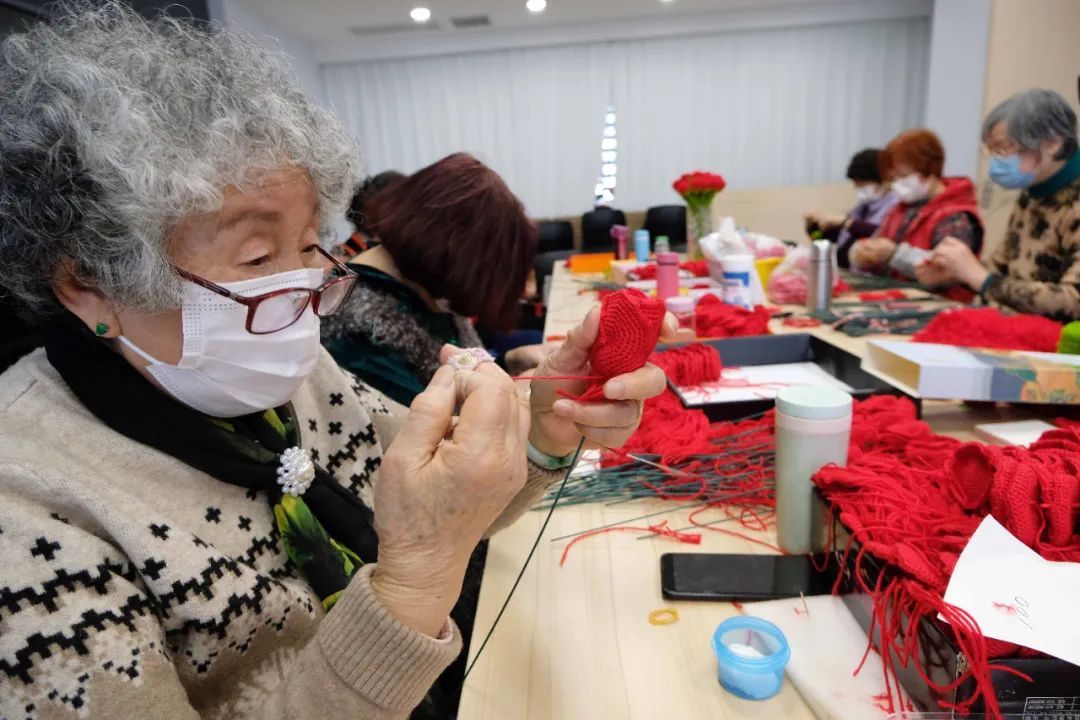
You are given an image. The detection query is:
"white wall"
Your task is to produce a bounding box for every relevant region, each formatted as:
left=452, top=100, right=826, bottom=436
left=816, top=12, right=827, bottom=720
left=323, top=16, right=931, bottom=219
left=208, top=0, right=355, bottom=242
left=206, top=0, right=324, bottom=105
left=923, top=0, right=992, bottom=179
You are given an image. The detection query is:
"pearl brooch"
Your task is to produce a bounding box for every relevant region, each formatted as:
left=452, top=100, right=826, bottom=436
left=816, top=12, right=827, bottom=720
left=276, top=446, right=316, bottom=497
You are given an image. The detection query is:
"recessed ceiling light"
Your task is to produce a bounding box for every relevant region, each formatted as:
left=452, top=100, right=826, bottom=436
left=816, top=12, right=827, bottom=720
left=410, top=7, right=432, bottom=23
left=660, top=0, right=676, bottom=3
left=526, top=0, right=547, bottom=13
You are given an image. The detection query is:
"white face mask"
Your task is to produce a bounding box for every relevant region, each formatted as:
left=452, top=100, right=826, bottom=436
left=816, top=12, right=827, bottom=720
left=890, top=174, right=931, bottom=204
left=855, top=184, right=882, bottom=203
left=120, top=268, right=324, bottom=418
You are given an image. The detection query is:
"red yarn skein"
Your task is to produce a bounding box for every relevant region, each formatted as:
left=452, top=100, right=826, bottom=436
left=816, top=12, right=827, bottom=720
left=694, top=294, right=770, bottom=338
left=648, top=344, right=723, bottom=386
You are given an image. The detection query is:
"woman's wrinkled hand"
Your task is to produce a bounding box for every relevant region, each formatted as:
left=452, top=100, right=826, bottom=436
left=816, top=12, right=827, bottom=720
left=924, top=237, right=989, bottom=290
left=527, top=306, right=675, bottom=458
left=372, top=359, right=527, bottom=636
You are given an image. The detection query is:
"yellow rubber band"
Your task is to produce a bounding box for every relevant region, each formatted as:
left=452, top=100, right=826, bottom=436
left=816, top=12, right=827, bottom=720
left=648, top=608, right=679, bottom=626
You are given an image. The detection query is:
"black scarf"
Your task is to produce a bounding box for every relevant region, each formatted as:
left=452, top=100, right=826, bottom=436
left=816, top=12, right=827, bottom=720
left=44, top=313, right=379, bottom=604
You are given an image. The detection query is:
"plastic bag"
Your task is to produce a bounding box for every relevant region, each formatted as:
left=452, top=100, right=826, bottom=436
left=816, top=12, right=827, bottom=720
left=766, top=245, right=840, bottom=305
left=740, top=231, right=788, bottom=259
left=698, top=216, right=748, bottom=263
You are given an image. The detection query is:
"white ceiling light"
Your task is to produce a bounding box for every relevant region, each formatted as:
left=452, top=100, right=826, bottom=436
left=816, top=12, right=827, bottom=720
left=660, top=0, right=676, bottom=4
left=410, top=7, right=432, bottom=23
left=526, top=0, right=547, bottom=13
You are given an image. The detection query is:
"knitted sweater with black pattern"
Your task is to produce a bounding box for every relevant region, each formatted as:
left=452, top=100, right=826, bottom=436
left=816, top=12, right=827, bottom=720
left=0, top=348, right=561, bottom=720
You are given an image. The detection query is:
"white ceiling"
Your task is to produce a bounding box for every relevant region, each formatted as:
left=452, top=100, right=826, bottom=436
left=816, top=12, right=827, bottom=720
left=249, top=0, right=840, bottom=44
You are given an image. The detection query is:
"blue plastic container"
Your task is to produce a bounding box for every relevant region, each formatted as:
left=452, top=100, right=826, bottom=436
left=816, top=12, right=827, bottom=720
left=634, top=229, right=650, bottom=262
left=711, top=617, right=790, bottom=700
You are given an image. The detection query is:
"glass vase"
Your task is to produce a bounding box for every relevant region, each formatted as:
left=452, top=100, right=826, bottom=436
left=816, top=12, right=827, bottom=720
left=687, top=201, right=714, bottom=260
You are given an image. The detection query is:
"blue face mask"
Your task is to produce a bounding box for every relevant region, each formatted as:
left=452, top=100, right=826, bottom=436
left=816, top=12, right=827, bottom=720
left=989, top=154, right=1037, bottom=189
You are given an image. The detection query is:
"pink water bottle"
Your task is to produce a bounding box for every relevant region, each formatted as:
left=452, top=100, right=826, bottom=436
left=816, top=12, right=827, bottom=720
left=611, top=224, right=629, bottom=260
left=656, top=252, right=679, bottom=302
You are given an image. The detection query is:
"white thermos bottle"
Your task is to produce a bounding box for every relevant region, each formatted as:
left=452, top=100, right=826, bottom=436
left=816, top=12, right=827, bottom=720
left=775, top=386, right=853, bottom=554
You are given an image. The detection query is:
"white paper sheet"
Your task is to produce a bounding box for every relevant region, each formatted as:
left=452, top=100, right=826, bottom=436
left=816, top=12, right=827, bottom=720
left=941, top=516, right=1080, bottom=667
left=676, top=362, right=854, bottom=405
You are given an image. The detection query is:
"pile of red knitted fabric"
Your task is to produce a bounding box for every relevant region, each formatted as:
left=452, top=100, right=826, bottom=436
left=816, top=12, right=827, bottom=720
left=912, top=307, right=1063, bottom=352
left=693, top=294, right=771, bottom=338
left=814, top=402, right=1080, bottom=718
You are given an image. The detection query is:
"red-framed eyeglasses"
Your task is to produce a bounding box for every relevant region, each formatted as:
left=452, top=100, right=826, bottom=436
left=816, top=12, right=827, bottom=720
left=174, top=246, right=358, bottom=335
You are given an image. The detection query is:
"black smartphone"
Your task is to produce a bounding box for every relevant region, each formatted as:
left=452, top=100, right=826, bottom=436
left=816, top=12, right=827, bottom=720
left=659, top=552, right=838, bottom=602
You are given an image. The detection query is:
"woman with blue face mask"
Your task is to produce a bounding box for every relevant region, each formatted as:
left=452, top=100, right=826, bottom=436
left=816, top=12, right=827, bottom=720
left=0, top=5, right=673, bottom=719
left=918, top=89, right=1080, bottom=320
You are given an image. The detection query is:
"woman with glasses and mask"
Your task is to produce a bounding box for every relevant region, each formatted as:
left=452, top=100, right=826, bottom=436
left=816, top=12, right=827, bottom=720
left=0, top=6, right=672, bottom=720
left=849, top=129, right=984, bottom=296
left=917, top=89, right=1080, bottom=321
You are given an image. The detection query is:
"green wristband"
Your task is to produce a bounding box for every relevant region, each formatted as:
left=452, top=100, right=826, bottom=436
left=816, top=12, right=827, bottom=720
left=527, top=441, right=578, bottom=470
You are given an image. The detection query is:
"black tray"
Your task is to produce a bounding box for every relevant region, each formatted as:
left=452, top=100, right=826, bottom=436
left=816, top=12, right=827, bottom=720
left=659, top=333, right=919, bottom=422
left=814, top=489, right=1080, bottom=716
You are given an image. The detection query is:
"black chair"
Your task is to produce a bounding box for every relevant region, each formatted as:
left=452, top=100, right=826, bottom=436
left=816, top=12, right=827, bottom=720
left=581, top=207, right=626, bottom=251
left=643, top=205, right=687, bottom=251
left=536, top=220, right=574, bottom=254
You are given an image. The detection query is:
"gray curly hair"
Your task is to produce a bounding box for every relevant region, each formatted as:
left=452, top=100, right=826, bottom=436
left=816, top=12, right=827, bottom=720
left=0, top=2, right=361, bottom=316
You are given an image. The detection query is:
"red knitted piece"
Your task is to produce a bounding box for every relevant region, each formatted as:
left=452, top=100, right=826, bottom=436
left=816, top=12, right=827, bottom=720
left=947, top=443, right=1000, bottom=512
left=694, top=294, right=771, bottom=338
left=912, top=308, right=1063, bottom=352
left=988, top=459, right=1042, bottom=547
left=1039, top=457, right=1080, bottom=547
left=814, top=407, right=1080, bottom=718
left=566, top=288, right=665, bottom=402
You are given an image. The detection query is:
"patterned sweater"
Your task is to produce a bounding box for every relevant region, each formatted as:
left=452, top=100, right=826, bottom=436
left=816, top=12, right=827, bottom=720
left=984, top=151, right=1080, bottom=321
left=0, top=348, right=560, bottom=719
left=321, top=265, right=482, bottom=408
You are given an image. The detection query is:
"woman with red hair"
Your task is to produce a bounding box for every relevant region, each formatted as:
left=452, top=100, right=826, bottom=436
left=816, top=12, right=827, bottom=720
left=322, top=153, right=541, bottom=408
left=850, top=129, right=983, bottom=289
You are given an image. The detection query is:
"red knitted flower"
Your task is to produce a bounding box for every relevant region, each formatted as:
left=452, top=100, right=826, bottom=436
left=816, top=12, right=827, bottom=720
left=568, top=288, right=666, bottom=402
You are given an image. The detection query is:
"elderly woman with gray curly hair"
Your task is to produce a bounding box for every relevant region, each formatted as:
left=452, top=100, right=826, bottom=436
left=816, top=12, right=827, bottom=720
left=0, top=5, right=674, bottom=719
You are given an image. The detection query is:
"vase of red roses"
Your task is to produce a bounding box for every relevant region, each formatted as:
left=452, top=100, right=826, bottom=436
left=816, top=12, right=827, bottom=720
left=673, top=171, right=726, bottom=259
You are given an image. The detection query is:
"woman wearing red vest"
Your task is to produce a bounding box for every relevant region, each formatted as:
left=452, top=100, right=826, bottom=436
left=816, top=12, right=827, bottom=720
left=850, top=129, right=983, bottom=290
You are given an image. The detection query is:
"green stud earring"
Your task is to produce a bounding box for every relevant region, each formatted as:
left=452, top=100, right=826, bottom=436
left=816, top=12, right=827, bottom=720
left=94, top=322, right=109, bottom=337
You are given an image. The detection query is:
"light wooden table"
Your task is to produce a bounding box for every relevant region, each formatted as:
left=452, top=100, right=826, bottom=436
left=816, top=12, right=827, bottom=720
left=458, top=263, right=1040, bottom=720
